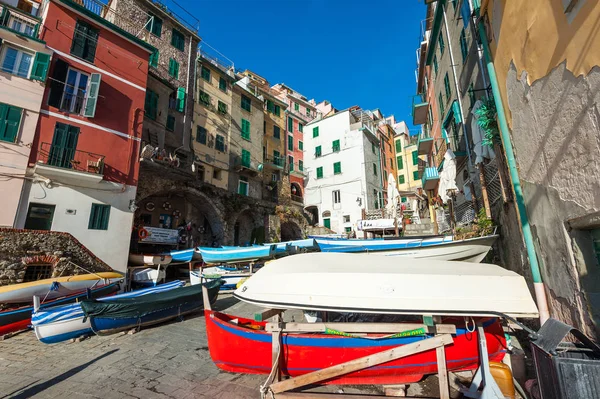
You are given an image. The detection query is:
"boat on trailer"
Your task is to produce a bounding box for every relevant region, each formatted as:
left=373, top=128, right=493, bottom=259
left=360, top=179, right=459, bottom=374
left=197, top=245, right=276, bottom=264
left=203, top=253, right=538, bottom=395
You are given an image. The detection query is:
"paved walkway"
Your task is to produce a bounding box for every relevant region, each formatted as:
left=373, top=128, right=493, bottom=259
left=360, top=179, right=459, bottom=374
left=0, top=295, right=394, bottom=399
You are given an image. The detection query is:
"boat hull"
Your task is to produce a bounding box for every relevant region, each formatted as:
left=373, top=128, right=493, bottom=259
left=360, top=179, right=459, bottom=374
left=205, top=310, right=507, bottom=385
left=198, top=245, right=275, bottom=264
left=128, top=254, right=172, bottom=266
left=0, top=272, right=124, bottom=304
left=191, top=267, right=252, bottom=291
left=170, top=248, right=196, bottom=263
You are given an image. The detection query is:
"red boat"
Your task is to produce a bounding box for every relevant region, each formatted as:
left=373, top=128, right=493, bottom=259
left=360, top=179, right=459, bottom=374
left=205, top=309, right=507, bottom=385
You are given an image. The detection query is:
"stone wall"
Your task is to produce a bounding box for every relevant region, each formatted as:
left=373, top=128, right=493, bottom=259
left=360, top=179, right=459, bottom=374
left=0, top=229, right=114, bottom=287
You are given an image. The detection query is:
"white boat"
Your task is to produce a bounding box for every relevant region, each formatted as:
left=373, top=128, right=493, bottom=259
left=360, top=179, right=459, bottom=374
left=234, top=253, right=539, bottom=318
left=128, top=253, right=172, bottom=266
left=131, top=267, right=166, bottom=287
left=190, top=265, right=253, bottom=292
left=32, top=281, right=185, bottom=344
left=0, top=272, right=124, bottom=304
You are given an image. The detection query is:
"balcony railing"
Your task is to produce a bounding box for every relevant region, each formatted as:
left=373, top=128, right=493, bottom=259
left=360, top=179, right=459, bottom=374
left=291, top=194, right=303, bottom=204
left=38, top=142, right=105, bottom=175
left=412, top=93, right=429, bottom=126
left=265, top=156, right=284, bottom=169
left=421, top=166, right=440, bottom=191
left=0, top=3, right=41, bottom=39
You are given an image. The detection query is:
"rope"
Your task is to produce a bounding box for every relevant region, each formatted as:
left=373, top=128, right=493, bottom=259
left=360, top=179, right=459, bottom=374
left=465, top=316, right=476, bottom=333
left=260, top=331, right=282, bottom=399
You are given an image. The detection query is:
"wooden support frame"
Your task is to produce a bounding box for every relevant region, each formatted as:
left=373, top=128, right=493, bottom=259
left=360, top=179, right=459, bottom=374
left=256, top=308, right=284, bottom=322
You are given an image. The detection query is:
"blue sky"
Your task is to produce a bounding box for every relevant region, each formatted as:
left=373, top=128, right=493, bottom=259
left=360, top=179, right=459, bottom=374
left=169, top=0, right=425, bottom=132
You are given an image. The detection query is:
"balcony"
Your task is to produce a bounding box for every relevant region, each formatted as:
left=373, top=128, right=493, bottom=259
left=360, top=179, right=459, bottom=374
left=232, top=155, right=259, bottom=176
left=34, top=142, right=105, bottom=186
left=421, top=166, right=440, bottom=191
left=265, top=156, right=285, bottom=169
left=412, top=94, right=429, bottom=126
left=0, top=2, right=41, bottom=40
left=417, top=130, right=433, bottom=155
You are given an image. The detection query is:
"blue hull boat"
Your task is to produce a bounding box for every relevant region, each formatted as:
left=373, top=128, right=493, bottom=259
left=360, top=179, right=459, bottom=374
left=169, top=248, right=199, bottom=263
left=315, top=236, right=452, bottom=253
left=198, top=245, right=276, bottom=264
left=81, top=279, right=222, bottom=336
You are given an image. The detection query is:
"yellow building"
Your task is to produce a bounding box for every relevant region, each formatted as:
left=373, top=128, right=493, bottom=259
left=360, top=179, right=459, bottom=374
left=192, top=54, right=235, bottom=190
left=394, top=123, right=423, bottom=199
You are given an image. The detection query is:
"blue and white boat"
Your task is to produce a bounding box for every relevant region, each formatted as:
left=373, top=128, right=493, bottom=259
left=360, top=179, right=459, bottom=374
left=314, top=236, right=451, bottom=253
left=197, top=245, right=276, bottom=264
left=169, top=248, right=201, bottom=263
left=190, top=265, right=254, bottom=292
left=32, top=281, right=185, bottom=344
left=266, top=238, right=319, bottom=255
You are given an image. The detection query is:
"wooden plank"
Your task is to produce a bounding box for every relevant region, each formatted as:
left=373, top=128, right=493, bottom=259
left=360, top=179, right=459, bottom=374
left=255, top=308, right=284, bottom=322
left=436, top=346, right=450, bottom=399
left=274, top=392, right=438, bottom=399
left=269, top=334, right=454, bottom=394
left=202, top=284, right=211, bottom=311
left=272, top=323, right=282, bottom=382
left=265, top=322, right=456, bottom=335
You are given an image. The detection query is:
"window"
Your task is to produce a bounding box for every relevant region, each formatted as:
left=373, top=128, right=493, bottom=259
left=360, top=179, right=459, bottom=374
left=169, top=58, right=179, bottom=79
left=299, top=123, right=303, bottom=133
left=266, top=99, right=275, bottom=113
left=316, top=166, right=323, bottom=179
left=412, top=150, right=418, bottom=165
left=460, top=29, right=468, bottom=63
left=373, top=163, right=377, bottom=176
left=299, top=141, right=303, bottom=151
left=397, top=156, right=403, bottom=170
left=196, top=126, right=207, bottom=144
left=273, top=150, right=283, bottom=167
left=438, top=33, right=445, bottom=56
left=30, top=52, right=50, bottom=81
left=88, top=204, right=110, bottom=230
left=238, top=176, right=248, bottom=196
left=345, top=227, right=352, bottom=234
left=373, top=189, right=379, bottom=209
left=343, top=215, right=350, bottom=223
left=313, top=126, right=319, bottom=138
left=288, top=155, right=294, bottom=171
left=273, top=125, right=280, bottom=139
left=401, top=196, right=407, bottom=203
left=71, top=21, right=98, bottom=63
left=413, top=171, right=420, bottom=181
left=274, top=105, right=281, bottom=117
left=144, top=89, right=158, bottom=120
left=333, top=161, right=341, bottom=175
left=166, top=115, right=175, bottom=131
left=271, top=173, right=278, bottom=182
left=438, top=92, right=444, bottom=117
left=241, top=118, right=251, bottom=140
left=294, top=102, right=299, bottom=111
left=241, top=95, right=251, bottom=112
left=298, top=160, right=303, bottom=171
left=176, top=87, right=186, bottom=112
left=399, top=175, right=405, bottom=184
left=60, top=68, right=89, bottom=114
left=0, top=103, right=22, bottom=143
left=315, top=145, right=322, bottom=157
left=306, top=108, right=310, bottom=116
left=444, top=73, right=451, bottom=101
left=395, top=139, right=401, bottom=153
left=145, top=13, right=162, bottom=37
left=333, top=190, right=341, bottom=204
left=468, top=83, right=475, bottom=109
left=219, top=77, right=227, bottom=92
left=149, top=49, right=159, bottom=68
left=1, top=46, right=33, bottom=78
left=241, top=149, right=251, bottom=167
left=199, top=90, right=210, bottom=106
left=371, top=142, right=376, bottom=154
left=218, top=101, right=227, bottom=114
left=171, top=28, right=185, bottom=51
left=332, top=139, right=340, bottom=152
left=213, top=169, right=222, bottom=180
left=288, top=135, right=294, bottom=151
left=9, top=16, right=36, bottom=37
left=215, top=134, right=225, bottom=152
left=433, top=54, right=438, bottom=77
left=201, top=65, right=210, bottom=82
left=288, top=116, right=293, bottom=132
left=23, top=264, right=53, bottom=282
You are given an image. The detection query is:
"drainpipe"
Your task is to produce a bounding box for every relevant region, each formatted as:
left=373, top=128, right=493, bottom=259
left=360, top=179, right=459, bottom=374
left=477, top=18, right=550, bottom=324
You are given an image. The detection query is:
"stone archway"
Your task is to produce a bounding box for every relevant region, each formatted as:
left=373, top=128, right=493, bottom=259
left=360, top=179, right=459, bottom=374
left=231, top=208, right=264, bottom=246
left=280, top=221, right=302, bottom=241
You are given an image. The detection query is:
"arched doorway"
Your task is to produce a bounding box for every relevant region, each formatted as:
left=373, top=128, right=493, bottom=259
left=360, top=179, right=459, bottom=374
left=304, top=205, right=318, bottom=226
left=280, top=221, right=302, bottom=241
left=232, top=209, right=263, bottom=246
left=290, top=182, right=303, bottom=204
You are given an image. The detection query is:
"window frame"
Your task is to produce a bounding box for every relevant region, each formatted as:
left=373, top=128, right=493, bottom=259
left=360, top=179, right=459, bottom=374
left=145, top=13, right=163, bottom=37
left=70, top=20, right=98, bottom=63
left=88, top=203, right=110, bottom=230
left=196, top=125, right=207, bottom=144
left=166, top=114, right=175, bottom=131
left=312, top=126, right=319, bottom=138
left=241, top=118, right=251, bottom=140
left=316, top=166, right=323, bottom=179
left=171, top=28, right=185, bottom=51
left=219, top=76, right=227, bottom=92
left=333, top=190, right=341, bottom=204
left=299, top=141, right=303, bottom=151
left=0, top=45, right=34, bottom=78
left=201, top=65, right=211, bottom=82
left=332, top=139, right=340, bottom=152
left=238, top=176, right=249, bottom=196
left=215, top=134, right=225, bottom=152
left=60, top=67, right=90, bottom=115
left=315, top=145, right=322, bottom=158
left=241, top=95, right=251, bottom=112
left=333, top=161, right=342, bottom=175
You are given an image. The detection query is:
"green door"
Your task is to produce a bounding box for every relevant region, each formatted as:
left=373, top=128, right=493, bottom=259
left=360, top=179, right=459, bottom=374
left=24, top=203, right=55, bottom=230
left=48, top=123, right=79, bottom=169
left=323, top=218, right=331, bottom=229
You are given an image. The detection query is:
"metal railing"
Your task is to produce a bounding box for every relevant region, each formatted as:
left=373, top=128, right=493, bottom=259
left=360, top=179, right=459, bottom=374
left=38, top=142, right=105, bottom=174
left=60, top=88, right=87, bottom=114
left=265, top=156, right=284, bottom=168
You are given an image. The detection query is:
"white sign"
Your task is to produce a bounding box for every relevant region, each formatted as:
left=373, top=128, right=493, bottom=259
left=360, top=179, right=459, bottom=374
left=357, top=219, right=397, bottom=231
left=139, top=226, right=179, bottom=245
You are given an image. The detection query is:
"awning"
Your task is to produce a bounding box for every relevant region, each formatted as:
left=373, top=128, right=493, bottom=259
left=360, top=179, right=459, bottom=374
left=437, top=149, right=458, bottom=203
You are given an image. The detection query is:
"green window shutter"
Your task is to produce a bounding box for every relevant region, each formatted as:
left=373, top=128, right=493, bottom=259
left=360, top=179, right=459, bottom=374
left=373, top=163, right=377, bottom=176
left=412, top=150, right=418, bottom=165
left=218, top=101, right=227, bottom=114
left=149, top=49, right=159, bottom=68
left=273, top=125, right=280, bottom=139
left=88, top=204, right=110, bottom=230
left=460, top=29, right=468, bottom=63
left=152, top=16, right=162, bottom=37
left=168, top=58, right=175, bottom=76
left=299, top=123, right=303, bottom=132
left=219, top=77, right=227, bottom=91
left=288, top=135, right=293, bottom=151
left=144, top=89, right=158, bottom=120
left=176, top=87, right=185, bottom=112
left=201, top=66, right=210, bottom=82
left=294, top=103, right=299, bottom=111
left=83, top=73, right=101, bottom=117
left=174, top=60, right=180, bottom=79
left=438, top=34, right=445, bottom=55
left=171, top=29, right=184, bottom=51
left=71, top=21, right=87, bottom=59
left=372, top=142, right=376, bottom=153
left=30, top=52, right=50, bottom=81
left=241, top=95, right=251, bottom=112
left=399, top=175, right=405, bottom=184
left=0, top=103, right=22, bottom=143
left=316, top=166, right=323, bottom=179
left=274, top=105, right=280, bottom=116
left=266, top=100, right=274, bottom=113
left=196, top=126, right=207, bottom=144
left=333, top=161, right=341, bottom=175
left=298, top=141, right=303, bottom=150
left=444, top=73, right=451, bottom=99
left=413, top=171, right=420, bottom=181
left=84, top=24, right=98, bottom=63
left=315, top=145, right=321, bottom=157
left=323, top=218, right=330, bottom=229
left=397, top=155, right=403, bottom=170
left=395, top=139, right=401, bottom=153
left=215, top=135, right=225, bottom=152
left=313, top=126, right=319, bottom=137
left=288, top=156, right=294, bottom=171
left=433, top=55, right=438, bottom=76
left=332, top=139, right=340, bottom=152
left=468, top=83, right=475, bottom=109
left=438, top=92, right=444, bottom=117
left=166, top=115, right=175, bottom=131
left=242, top=149, right=251, bottom=167
left=288, top=116, right=293, bottom=132
left=241, top=118, right=250, bottom=140
left=401, top=196, right=407, bottom=203
left=298, top=160, right=303, bottom=171
left=199, top=90, right=210, bottom=106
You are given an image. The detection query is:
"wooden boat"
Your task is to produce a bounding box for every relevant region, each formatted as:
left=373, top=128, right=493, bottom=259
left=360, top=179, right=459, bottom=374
left=190, top=265, right=254, bottom=292
left=197, top=245, right=275, bottom=264
left=315, top=235, right=497, bottom=263
left=0, top=281, right=121, bottom=337
left=234, top=253, right=539, bottom=318
left=130, top=267, right=165, bottom=287
left=31, top=281, right=184, bottom=344
left=206, top=310, right=507, bottom=385
left=80, top=279, right=223, bottom=335
left=128, top=253, right=172, bottom=266
left=0, top=272, right=124, bottom=304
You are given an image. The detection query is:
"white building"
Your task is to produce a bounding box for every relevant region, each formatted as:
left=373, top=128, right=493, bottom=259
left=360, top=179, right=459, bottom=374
left=304, top=107, right=384, bottom=235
